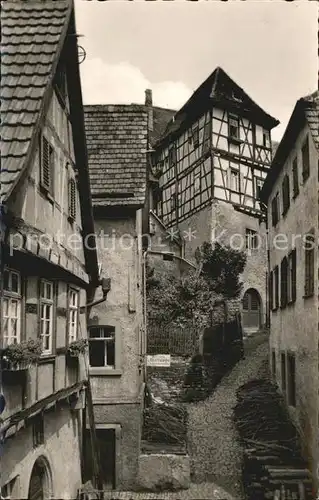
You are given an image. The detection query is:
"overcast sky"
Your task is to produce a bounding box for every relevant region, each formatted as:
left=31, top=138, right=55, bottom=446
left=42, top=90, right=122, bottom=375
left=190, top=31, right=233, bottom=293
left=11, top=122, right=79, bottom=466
left=75, top=1, right=317, bottom=141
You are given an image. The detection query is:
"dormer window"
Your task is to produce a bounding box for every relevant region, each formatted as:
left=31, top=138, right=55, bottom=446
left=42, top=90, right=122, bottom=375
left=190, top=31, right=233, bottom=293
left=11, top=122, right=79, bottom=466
left=40, top=135, right=54, bottom=196
left=228, top=114, right=239, bottom=140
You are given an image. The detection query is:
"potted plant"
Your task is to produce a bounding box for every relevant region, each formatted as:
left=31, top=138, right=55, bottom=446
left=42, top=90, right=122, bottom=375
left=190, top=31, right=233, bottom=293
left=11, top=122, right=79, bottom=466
left=1, top=338, right=42, bottom=371
left=66, top=339, right=88, bottom=366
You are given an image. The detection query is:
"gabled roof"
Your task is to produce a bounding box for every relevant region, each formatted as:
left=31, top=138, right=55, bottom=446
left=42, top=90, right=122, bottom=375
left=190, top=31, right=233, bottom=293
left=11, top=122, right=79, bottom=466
left=1, top=0, right=99, bottom=285
left=157, top=66, right=279, bottom=146
left=261, top=90, right=319, bottom=201
left=1, top=0, right=71, bottom=202
left=84, top=104, right=148, bottom=208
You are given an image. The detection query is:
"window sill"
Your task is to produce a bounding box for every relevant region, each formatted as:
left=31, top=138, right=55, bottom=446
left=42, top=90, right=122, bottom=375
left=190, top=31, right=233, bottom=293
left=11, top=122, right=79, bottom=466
left=38, top=354, right=56, bottom=364
left=89, top=367, right=122, bottom=376
left=303, top=293, right=314, bottom=300
left=302, top=174, right=309, bottom=184
left=228, top=137, right=242, bottom=146
left=292, top=192, right=299, bottom=200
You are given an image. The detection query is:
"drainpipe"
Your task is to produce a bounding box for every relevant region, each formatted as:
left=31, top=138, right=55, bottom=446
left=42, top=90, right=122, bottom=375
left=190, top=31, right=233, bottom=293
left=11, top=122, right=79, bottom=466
left=79, top=278, right=111, bottom=315
left=141, top=249, right=196, bottom=380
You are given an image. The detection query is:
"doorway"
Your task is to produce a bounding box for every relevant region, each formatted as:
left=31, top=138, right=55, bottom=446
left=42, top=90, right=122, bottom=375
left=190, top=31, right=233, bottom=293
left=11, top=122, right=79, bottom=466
left=96, top=429, right=116, bottom=489
left=242, top=288, right=261, bottom=331
left=28, top=457, right=52, bottom=500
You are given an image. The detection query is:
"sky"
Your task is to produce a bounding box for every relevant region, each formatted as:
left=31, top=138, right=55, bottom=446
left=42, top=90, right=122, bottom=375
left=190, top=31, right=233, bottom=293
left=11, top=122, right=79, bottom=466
left=75, top=0, right=318, bottom=142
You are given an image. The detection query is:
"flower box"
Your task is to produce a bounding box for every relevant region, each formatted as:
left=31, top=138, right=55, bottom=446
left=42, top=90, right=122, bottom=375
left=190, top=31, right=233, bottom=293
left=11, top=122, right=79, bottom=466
left=1, top=339, right=42, bottom=372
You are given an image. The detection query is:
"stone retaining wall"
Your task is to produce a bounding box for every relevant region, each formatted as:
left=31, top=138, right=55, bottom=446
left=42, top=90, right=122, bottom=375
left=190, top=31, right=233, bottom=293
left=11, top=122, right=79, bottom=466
left=137, top=453, right=190, bottom=491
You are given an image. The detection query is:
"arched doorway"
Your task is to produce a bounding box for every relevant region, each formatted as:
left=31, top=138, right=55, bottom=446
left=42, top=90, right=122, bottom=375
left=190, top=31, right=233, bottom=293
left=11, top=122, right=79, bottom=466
left=242, top=288, right=261, bottom=331
left=28, top=456, right=53, bottom=500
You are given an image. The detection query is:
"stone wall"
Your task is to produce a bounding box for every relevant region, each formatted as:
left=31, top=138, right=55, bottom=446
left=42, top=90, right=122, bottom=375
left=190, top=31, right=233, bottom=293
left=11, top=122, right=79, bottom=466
left=137, top=454, right=190, bottom=491
left=147, top=357, right=188, bottom=404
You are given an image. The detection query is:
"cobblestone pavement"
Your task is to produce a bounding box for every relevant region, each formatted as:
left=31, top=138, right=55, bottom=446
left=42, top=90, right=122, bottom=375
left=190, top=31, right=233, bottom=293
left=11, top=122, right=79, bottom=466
left=187, top=330, right=269, bottom=499
left=103, top=482, right=234, bottom=499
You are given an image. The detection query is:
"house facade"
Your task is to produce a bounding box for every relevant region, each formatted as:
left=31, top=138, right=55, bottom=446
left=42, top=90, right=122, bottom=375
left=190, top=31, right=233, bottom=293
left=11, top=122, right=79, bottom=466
left=261, top=91, right=319, bottom=488
left=84, top=104, right=149, bottom=490
left=1, top=2, right=99, bottom=499
left=152, top=67, right=279, bottom=332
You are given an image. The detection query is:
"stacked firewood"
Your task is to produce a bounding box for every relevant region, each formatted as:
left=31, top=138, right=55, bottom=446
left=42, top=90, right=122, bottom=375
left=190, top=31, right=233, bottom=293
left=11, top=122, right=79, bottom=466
left=234, top=379, right=314, bottom=500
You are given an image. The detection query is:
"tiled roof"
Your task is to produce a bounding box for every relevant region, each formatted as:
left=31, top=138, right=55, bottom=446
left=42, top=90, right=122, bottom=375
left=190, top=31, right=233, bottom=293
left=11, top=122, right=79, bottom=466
left=261, top=90, right=318, bottom=201
left=158, top=66, right=279, bottom=145
left=84, top=105, right=148, bottom=207
left=150, top=106, right=176, bottom=146
left=304, top=90, right=319, bottom=152
left=1, top=0, right=70, bottom=202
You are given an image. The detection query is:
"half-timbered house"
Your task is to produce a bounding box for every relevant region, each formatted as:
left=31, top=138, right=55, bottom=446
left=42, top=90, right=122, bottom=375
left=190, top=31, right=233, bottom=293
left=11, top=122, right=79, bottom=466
left=1, top=1, right=100, bottom=498
left=152, top=67, right=279, bottom=332
left=261, top=90, right=319, bottom=490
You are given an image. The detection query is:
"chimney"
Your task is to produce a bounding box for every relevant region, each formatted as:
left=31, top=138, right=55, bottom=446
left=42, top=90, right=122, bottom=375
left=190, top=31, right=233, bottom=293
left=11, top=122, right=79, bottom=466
left=145, top=89, right=153, bottom=133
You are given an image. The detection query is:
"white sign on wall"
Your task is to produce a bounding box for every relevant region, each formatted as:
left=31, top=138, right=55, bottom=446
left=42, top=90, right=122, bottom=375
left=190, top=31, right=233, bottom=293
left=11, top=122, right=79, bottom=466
left=146, top=354, right=171, bottom=367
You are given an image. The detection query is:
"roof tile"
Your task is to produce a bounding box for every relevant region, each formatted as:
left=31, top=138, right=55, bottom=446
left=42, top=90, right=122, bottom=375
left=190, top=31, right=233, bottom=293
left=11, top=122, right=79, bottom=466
left=84, top=105, right=148, bottom=207
left=0, top=0, right=70, bottom=202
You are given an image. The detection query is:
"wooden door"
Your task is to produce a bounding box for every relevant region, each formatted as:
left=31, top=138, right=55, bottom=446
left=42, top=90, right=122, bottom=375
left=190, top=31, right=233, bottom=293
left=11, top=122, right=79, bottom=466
left=242, top=289, right=260, bottom=330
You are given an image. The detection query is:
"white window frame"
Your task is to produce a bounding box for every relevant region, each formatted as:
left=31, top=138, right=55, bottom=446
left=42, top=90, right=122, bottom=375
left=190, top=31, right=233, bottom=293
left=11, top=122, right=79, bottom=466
left=2, top=269, right=21, bottom=347
left=88, top=326, right=116, bottom=369
left=245, top=228, right=258, bottom=250
left=39, top=280, right=54, bottom=354
left=228, top=114, right=240, bottom=140
left=68, top=288, right=79, bottom=343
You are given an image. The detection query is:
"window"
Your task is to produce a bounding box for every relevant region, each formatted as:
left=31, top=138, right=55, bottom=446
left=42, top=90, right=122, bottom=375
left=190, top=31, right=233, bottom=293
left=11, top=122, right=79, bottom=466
left=271, top=193, right=280, bottom=226
left=229, top=168, right=239, bottom=192
left=89, top=326, right=115, bottom=368
left=228, top=114, right=239, bottom=140
left=304, top=232, right=314, bottom=297
left=55, top=64, right=67, bottom=105
left=292, top=157, right=299, bottom=198
left=287, top=353, right=296, bottom=407
left=255, top=178, right=263, bottom=200
left=68, top=289, right=79, bottom=343
left=192, top=126, right=199, bottom=149
left=269, top=270, right=273, bottom=310
left=280, top=257, right=288, bottom=309
left=271, top=349, right=276, bottom=377
left=39, top=280, right=54, bottom=354
left=281, top=174, right=290, bottom=215
left=68, top=177, right=76, bottom=221
left=40, top=135, right=54, bottom=195
left=301, top=136, right=310, bottom=182
left=2, top=269, right=21, bottom=347
left=262, top=131, right=268, bottom=148
left=170, top=191, right=177, bottom=211
left=287, top=249, right=296, bottom=304
left=168, top=145, right=177, bottom=167
left=245, top=229, right=258, bottom=250
left=33, top=414, right=44, bottom=447
left=273, top=265, right=279, bottom=310
left=281, top=352, right=286, bottom=393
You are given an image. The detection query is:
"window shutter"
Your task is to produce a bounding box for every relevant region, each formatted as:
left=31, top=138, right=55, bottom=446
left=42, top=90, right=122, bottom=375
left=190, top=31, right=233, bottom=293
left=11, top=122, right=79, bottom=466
left=269, top=271, right=273, bottom=310
left=280, top=258, right=288, bottom=308
left=291, top=249, right=296, bottom=302
left=68, top=178, right=76, bottom=220
left=41, top=136, right=50, bottom=190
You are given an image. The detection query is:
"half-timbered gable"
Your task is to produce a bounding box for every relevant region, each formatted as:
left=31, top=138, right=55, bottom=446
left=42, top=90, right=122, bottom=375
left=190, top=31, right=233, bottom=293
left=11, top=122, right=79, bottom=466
left=1, top=2, right=99, bottom=498
left=151, top=67, right=279, bottom=334
left=153, top=67, right=278, bottom=228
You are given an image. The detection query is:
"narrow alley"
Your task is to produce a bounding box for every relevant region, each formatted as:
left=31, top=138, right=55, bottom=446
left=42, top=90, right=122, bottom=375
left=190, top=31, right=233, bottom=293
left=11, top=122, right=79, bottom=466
left=102, top=331, right=269, bottom=500
left=188, top=331, right=269, bottom=499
